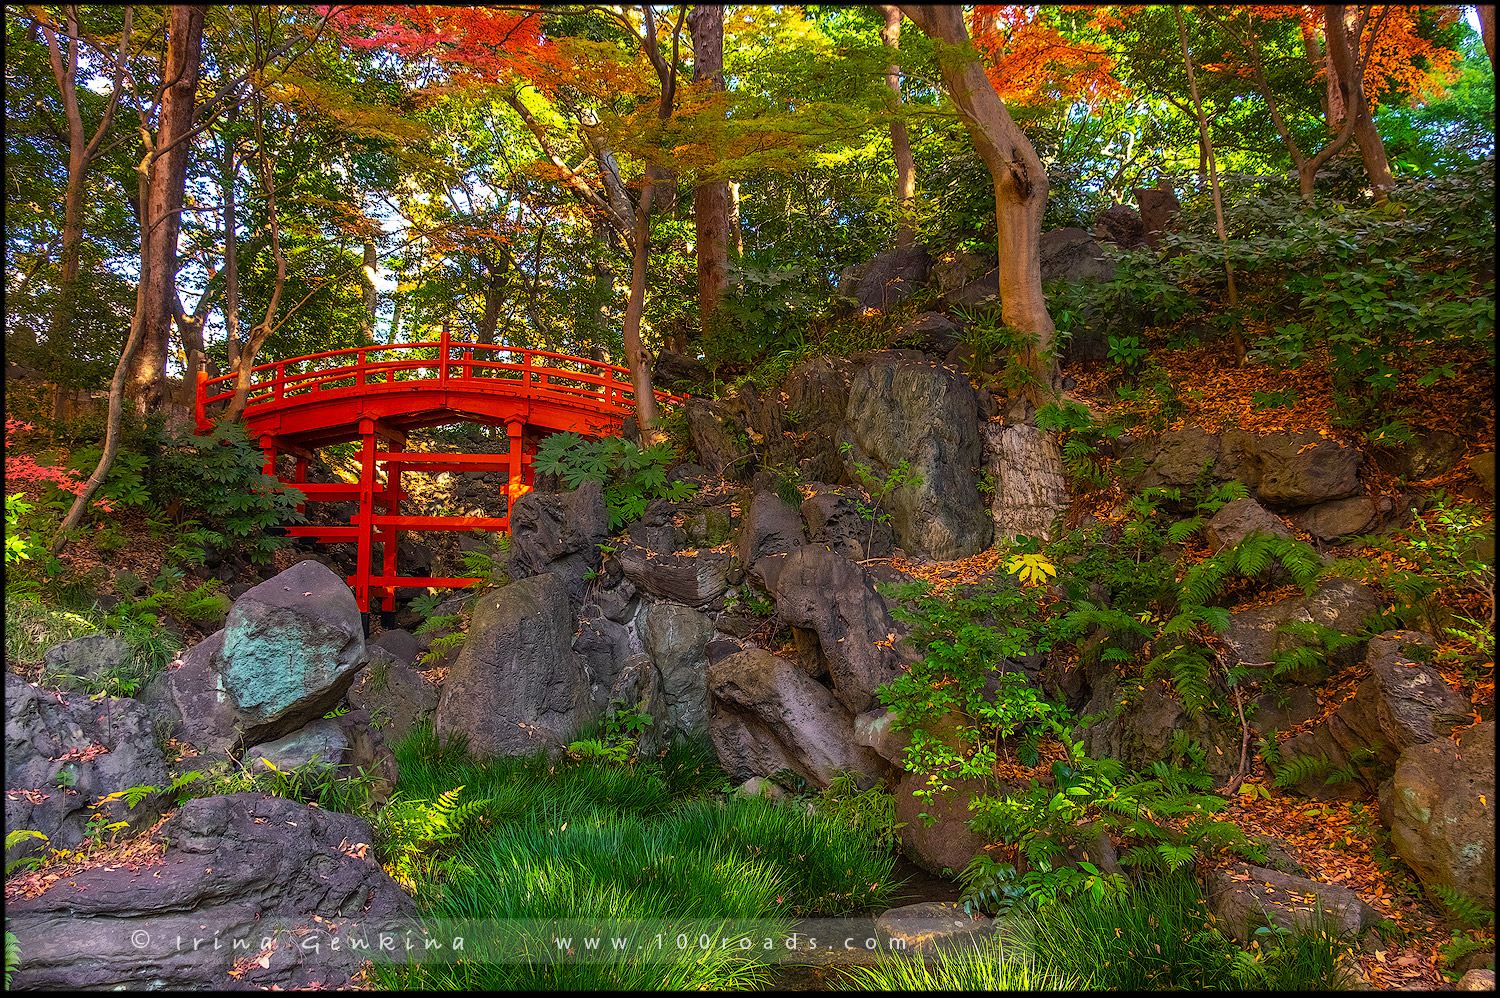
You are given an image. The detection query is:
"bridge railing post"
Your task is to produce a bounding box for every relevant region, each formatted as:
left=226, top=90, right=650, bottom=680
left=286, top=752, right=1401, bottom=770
left=357, top=347, right=366, bottom=388
left=439, top=325, right=450, bottom=383
left=275, top=363, right=285, bottom=402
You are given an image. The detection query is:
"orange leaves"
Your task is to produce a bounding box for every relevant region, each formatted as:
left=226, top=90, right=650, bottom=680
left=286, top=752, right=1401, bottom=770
left=967, top=5, right=1128, bottom=109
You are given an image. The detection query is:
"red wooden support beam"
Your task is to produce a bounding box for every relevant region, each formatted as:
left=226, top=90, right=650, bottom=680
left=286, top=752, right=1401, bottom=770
left=355, top=419, right=377, bottom=613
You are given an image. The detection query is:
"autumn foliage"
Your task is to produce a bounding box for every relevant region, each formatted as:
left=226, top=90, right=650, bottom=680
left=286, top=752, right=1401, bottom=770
left=967, top=5, right=1129, bottom=108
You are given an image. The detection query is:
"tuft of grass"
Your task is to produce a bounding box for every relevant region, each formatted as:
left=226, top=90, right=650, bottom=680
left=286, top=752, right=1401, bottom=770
left=831, top=933, right=1086, bottom=991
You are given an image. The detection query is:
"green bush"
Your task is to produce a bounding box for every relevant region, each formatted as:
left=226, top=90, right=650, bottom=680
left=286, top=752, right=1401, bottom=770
left=533, top=432, right=697, bottom=529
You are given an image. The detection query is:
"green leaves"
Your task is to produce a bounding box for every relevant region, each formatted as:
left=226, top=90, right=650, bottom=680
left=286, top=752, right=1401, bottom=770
left=534, top=432, right=697, bottom=530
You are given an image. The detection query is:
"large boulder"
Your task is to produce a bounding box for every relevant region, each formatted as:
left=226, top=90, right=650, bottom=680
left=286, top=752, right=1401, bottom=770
left=734, top=489, right=808, bottom=593
left=1094, top=204, right=1147, bottom=249
left=984, top=420, right=1069, bottom=544
left=433, top=573, right=594, bottom=758
left=642, top=602, right=715, bottom=741
left=507, top=479, right=610, bottom=616
left=1081, top=676, right=1240, bottom=778
left=5, top=793, right=418, bottom=990
left=707, top=647, right=888, bottom=790
left=893, top=311, right=964, bottom=358
left=144, top=561, right=367, bottom=758
left=1134, top=185, right=1180, bottom=249
left=839, top=245, right=931, bottom=312
left=1039, top=227, right=1116, bottom=283
left=1279, top=631, right=1471, bottom=797
left=219, top=559, right=366, bottom=730
left=893, top=772, right=993, bottom=877
left=802, top=485, right=895, bottom=562
left=1220, top=578, right=1381, bottom=685
left=608, top=653, right=670, bottom=759
left=1205, top=865, right=1382, bottom=943
left=841, top=354, right=992, bottom=561
left=782, top=356, right=860, bottom=483
left=1254, top=431, right=1362, bottom=505
left=1291, top=496, right=1378, bottom=542
left=243, top=718, right=350, bottom=772
left=686, top=396, right=754, bottom=481
left=1204, top=498, right=1294, bottom=553
left=4, top=674, right=171, bottom=863
left=616, top=544, right=732, bottom=608
left=775, top=545, right=911, bottom=715
left=41, top=634, right=132, bottom=691
left=1388, top=722, right=1494, bottom=909
left=347, top=648, right=439, bottom=744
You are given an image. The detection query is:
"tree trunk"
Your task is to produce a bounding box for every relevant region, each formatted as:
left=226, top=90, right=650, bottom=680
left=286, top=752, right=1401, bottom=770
left=1324, top=5, right=1394, bottom=193
left=727, top=180, right=743, bottom=256
left=1176, top=8, right=1240, bottom=362
left=360, top=239, right=378, bottom=343
left=624, top=172, right=662, bottom=441
left=1481, top=4, right=1495, bottom=72
left=223, top=109, right=241, bottom=371
left=53, top=151, right=155, bottom=553
left=39, top=6, right=132, bottom=362
left=688, top=4, right=730, bottom=335
left=476, top=254, right=507, bottom=345
left=126, top=3, right=207, bottom=412
left=877, top=5, right=918, bottom=249
left=897, top=5, right=1058, bottom=401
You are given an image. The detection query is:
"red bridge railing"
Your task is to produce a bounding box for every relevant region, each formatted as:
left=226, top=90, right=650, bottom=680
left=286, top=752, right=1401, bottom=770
left=195, top=328, right=682, bottom=433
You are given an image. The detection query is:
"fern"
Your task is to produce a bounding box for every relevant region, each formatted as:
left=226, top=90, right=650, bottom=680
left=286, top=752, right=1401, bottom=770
left=1431, top=885, right=1494, bottom=929
left=4, top=830, right=49, bottom=877
left=1270, top=752, right=1337, bottom=788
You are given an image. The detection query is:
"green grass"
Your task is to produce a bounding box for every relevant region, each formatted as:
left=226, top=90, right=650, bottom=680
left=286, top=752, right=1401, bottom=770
left=4, top=590, right=181, bottom=695
left=366, top=723, right=900, bottom=991
left=831, top=933, right=1086, bottom=990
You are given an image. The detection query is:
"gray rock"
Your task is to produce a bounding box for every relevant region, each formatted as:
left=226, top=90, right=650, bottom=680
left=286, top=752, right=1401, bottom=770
left=433, top=574, right=594, bottom=758
left=734, top=776, right=785, bottom=801
left=783, top=356, right=862, bottom=485
left=1250, top=686, right=1321, bottom=735
left=853, top=709, right=908, bottom=767
left=1469, top=452, right=1495, bottom=496
left=652, top=349, right=712, bottom=391
left=1221, top=578, right=1381, bottom=685
left=1205, top=497, right=1294, bottom=553
left=932, top=250, right=989, bottom=293
left=775, top=545, right=911, bottom=714
left=1205, top=864, right=1382, bottom=943
left=5, top=793, right=418, bottom=990
left=707, top=647, right=888, bottom=790
left=4, top=674, right=171, bottom=862
left=1039, top=227, right=1116, bottom=283
left=1377, top=428, right=1467, bottom=481
left=894, top=772, right=993, bottom=877
left=370, top=627, right=422, bottom=667
left=839, top=245, right=931, bottom=312
left=349, top=651, right=441, bottom=744
left=507, top=479, right=610, bottom=617
left=1081, top=676, right=1240, bottom=778
left=1390, top=722, right=1493, bottom=909
left=893, top=312, right=963, bottom=357
left=243, top=718, right=350, bottom=772
left=802, top=485, right=894, bottom=561
left=1457, top=969, right=1496, bottom=991
left=984, top=420, right=1068, bottom=544
left=1094, top=204, right=1146, bottom=249
left=734, top=489, right=807, bottom=593
left=1255, top=431, right=1362, bottom=505
left=874, top=902, right=997, bottom=955
left=1291, top=495, right=1378, bottom=541
left=705, top=638, right=744, bottom=665
left=1121, top=425, right=1225, bottom=491
left=41, top=634, right=132, bottom=690
left=574, top=613, right=635, bottom=697
left=617, top=544, right=732, bottom=607
left=842, top=355, right=992, bottom=561
left=608, top=653, right=669, bottom=759
left=643, top=602, right=715, bottom=741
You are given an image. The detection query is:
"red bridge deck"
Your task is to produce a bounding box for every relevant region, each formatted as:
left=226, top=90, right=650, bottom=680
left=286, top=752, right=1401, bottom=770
left=195, top=331, right=683, bottom=617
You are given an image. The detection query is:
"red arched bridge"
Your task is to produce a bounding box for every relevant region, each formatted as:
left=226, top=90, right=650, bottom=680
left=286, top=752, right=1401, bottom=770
left=195, top=329, right=683, bottom=618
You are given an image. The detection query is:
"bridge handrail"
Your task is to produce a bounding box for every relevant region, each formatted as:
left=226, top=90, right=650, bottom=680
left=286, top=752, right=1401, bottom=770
left=196, top=334, right=684, bottom=429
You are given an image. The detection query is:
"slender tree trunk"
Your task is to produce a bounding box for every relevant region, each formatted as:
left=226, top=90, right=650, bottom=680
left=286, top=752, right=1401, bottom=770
left=877, top=5, right=918, bottom=249
left=898, top=5, right=1058, bottom=401
left=39, top=6, right=132, bottom=360
left=1176, top=9, right=1239, bottom=323
left=53, top=150, right=155, bottom=553
left=223, top=110, right=241, bottom=371
left=688, top=4, right=730, bottom=336
left=727, top=180, right=743, bottom=257
left=1324, top=5, right=1394, bottom=193
left=360, top=239, right=378, bottom=343
left=126, top=4, right=207, bottom=412
left=624, top=172, right=662, bottom=439
left=223, top=99, right=287, bottom=424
